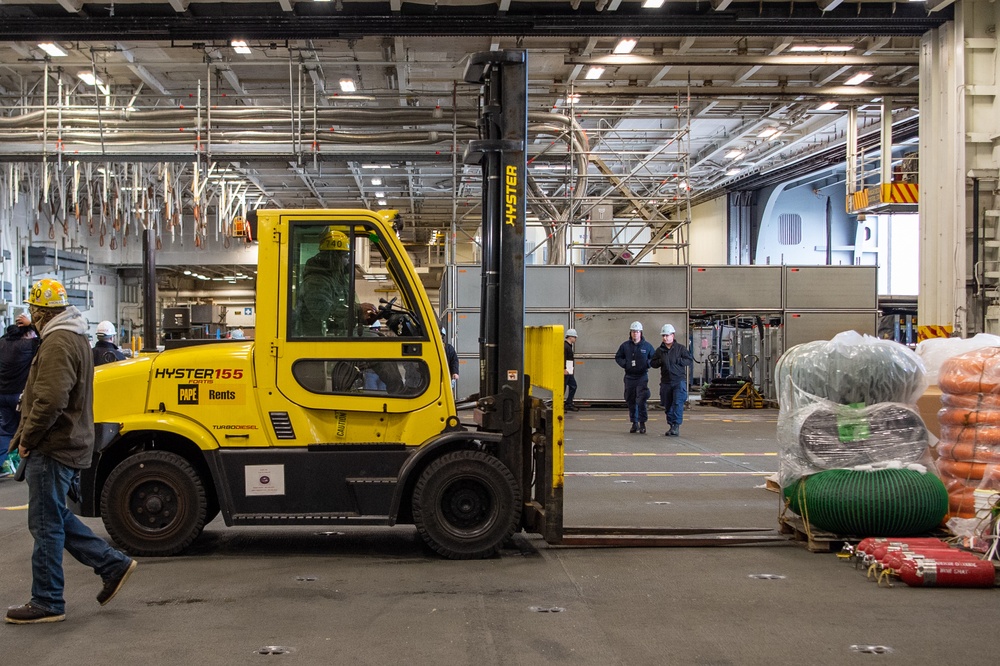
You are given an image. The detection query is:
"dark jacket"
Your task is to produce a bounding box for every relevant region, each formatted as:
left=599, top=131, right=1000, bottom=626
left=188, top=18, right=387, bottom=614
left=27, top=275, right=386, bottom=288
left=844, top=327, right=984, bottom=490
left=444, top=341, right=459, bottom=377
left=615, top=336, right=656, bottom=378
left=564, top=339, right=575, bottom=364
left=93, top=339, right=126, bottom=366
left=0, top=327, right=39, bottom=394
left=10, top=306, right=95, bottom=469
left=650, top=341, right=693, bottom=384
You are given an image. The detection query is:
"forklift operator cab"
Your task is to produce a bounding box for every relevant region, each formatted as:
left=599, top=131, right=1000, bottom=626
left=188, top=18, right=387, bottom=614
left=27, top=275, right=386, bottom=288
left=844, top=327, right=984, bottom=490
left=276, top=214, right=435, bottom=407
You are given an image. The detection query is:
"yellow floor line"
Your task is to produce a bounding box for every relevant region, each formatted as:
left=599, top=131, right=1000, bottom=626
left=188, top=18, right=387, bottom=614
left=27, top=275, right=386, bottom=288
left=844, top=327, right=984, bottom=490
left=1, top=504, right=28, bottom=511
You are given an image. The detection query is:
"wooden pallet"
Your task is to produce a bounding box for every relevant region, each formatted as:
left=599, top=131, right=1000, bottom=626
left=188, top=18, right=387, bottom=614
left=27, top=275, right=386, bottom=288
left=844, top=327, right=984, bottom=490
left=778, top=514, right=848, bottom=553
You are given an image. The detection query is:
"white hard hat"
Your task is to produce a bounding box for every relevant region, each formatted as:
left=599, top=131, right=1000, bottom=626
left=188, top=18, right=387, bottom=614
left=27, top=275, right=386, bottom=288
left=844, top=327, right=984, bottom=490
left=97, top=320, right=116, bottom=337
left=660, top=324, right=676, bottom=336
left=441, top=327, right=447, bottom=335
left=565, top=328, right=577, bottom=338
left=371, top=320, right=382, bottom=329
left=629, top=321, right=643, bottom=332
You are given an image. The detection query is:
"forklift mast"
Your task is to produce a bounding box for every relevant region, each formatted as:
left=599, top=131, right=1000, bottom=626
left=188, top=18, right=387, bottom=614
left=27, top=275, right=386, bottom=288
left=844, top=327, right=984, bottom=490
left=463, top=51, right=529, bottom=498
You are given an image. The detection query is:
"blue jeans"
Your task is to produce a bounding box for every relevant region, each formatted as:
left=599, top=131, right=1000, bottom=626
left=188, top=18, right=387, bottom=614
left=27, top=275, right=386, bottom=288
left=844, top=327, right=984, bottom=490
left=624, top=375, right=650, bottom=424
left=564, top=374, right=577, bottom=405
left=0, top=392, right=21, bottom=458
left=25, top=453, right=131, bottom=614
left=660, top=381, right=688, bottom=427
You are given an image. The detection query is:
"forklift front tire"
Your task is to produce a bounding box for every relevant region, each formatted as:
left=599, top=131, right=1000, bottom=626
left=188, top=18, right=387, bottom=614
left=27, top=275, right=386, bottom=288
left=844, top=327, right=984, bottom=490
left=412, top=450, right=521, bottom=560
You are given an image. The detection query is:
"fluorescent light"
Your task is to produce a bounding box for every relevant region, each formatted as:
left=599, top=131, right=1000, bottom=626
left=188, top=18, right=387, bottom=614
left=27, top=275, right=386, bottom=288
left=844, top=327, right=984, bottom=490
left=757, top=127, right=779, bottom=138
left=614, top=38, right=638, bottom=55
left=790, top=44, right=854, bottom=53
left=38, top=43, right=67, bottom=57
left=77, top=71, right=104, bottom=87
left=585, top=66, right=605, bottom=80
left=724, top=149, right=744, bottom=160
left=231, top=40, right=251, bottom=55
left=362, top=164, right=391, bottom=169
left=642, top=0, right=665, bottom=6
left=375, top=191, right=386, bottom=198
left=844, top=71, right=874, bottom=86
left=377, top=199, right=387, bottom=206
left=371, top=177, right=383, bottom=186
left=726, top=168, right=741, bottom=176
left=339, top=78, right=356, bottom=92
left=816, top=101, right=840, bottom=111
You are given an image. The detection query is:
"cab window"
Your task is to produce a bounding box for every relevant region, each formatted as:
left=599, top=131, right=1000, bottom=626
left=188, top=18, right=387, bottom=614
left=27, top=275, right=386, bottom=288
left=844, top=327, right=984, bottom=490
left=287, top=221, right=425, bottom=340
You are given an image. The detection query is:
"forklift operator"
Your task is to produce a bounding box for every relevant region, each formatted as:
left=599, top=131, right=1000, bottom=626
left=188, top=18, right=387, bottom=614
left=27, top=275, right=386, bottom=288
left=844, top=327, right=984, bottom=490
left=297, top=227, right=363, bottom=337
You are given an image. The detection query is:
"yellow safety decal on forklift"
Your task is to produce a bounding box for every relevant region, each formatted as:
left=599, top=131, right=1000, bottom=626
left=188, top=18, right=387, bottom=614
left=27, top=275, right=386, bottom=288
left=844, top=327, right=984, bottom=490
left=176, top=384, right=246, bottom=405
left=245, top=465, right=285, bottom=496
left=504, top=164, right=518, bottom=227
left=335, top=411, right=348, bottom=438
left=507, top=370, right=519, bottom=381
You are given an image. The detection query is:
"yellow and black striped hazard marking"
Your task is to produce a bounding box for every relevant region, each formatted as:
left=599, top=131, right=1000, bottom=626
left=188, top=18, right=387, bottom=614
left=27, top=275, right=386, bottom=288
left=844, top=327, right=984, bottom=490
left=918, top=325, right=953, bottom=342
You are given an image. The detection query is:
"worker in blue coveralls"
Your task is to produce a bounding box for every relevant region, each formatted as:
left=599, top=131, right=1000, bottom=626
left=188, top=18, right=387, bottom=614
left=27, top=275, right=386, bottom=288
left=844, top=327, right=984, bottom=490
left=650, top=323, right=693, bottom=437
left=615, top=321, right=655, bottom=434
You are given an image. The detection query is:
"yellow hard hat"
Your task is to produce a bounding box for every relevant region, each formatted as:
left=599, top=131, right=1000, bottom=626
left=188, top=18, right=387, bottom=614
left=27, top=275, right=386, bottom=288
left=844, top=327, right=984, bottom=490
left=320, top=227, right=350, bottom=252
left=26, top=278, right=69, bottom=308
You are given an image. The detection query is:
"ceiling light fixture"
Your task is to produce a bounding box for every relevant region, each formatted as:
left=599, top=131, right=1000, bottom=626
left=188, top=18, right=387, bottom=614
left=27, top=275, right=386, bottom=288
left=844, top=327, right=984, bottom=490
left=790, top=44, right=855, bottom=53
left=642, top=0, right=665, bottom=7
left=816, top=101, right=840, bottom=111
left=757, top=128, right=779, bottom=138
left=724, top=149, right=744, bottom=160
left=231, top=40, right=252, bottom=55
left=844, top=71, right=874, bottom=86
left=726, top=168, right=741, bottom=176
left=371, top=177, right=383, bottom=186
left=38, top=43, right=67, bottom=57
left=585, top=66, right=605, bottom=80
left=614, top=38, right=638, bottom=55
left=377, top=199, right=388, bottom=206
left=339, top=78, right=357, bottom=92
left=77, top=71, right=102, bottom=86
left=375, top=191, right=386, bottom=198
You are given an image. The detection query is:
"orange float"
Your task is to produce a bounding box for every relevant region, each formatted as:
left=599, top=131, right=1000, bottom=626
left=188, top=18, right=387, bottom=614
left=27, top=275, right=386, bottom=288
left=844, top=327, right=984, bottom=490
left=935, top=458, right=993, bottom=480
left=938, top=406, right=1000, bottom=426
left=941, top=392, right=1000, bottom=410
left=938, top=346, right=1000, bottom=394
left=936, top=440, right=1000, bottom=463
left=938, top=425, right=1000, bottom=446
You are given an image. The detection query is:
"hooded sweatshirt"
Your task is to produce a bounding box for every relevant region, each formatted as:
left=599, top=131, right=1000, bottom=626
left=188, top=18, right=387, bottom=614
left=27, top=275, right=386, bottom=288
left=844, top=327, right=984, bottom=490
left=10, top=306, right=95, bottom=468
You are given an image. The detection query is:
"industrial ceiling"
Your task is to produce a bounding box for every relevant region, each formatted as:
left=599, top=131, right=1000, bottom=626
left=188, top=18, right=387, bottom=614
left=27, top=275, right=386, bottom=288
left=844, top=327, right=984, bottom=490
left=0, top=1, right=946, bottom=271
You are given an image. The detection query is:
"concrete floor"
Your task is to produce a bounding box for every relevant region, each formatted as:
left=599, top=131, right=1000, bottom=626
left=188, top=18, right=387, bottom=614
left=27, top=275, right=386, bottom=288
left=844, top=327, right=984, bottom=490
left=1, top=404, right=997, bottom=665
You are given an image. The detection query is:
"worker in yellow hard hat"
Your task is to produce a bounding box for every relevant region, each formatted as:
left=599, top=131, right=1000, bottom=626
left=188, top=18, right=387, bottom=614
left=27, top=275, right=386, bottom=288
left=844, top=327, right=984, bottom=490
left=297, top=226, right=375, bottom=337
left=6, top=277, right=137, bottom=624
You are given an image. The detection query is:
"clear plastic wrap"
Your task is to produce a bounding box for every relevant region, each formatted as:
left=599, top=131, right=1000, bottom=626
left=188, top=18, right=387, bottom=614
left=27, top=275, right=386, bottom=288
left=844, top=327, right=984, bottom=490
left=916, top=334, right=1000, bottom=387
left=778, top=330, right=930, bottom=487
left=776, top=331, right=928, bottom=408
left=934, top=346, right=1000, bottom=518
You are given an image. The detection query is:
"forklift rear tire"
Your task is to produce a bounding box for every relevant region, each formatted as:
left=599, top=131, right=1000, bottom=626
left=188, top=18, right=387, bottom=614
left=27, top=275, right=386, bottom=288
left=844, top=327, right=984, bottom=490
left=100, top=451, right=209, bottom=557
left=412, top=450, right=521, bottom=560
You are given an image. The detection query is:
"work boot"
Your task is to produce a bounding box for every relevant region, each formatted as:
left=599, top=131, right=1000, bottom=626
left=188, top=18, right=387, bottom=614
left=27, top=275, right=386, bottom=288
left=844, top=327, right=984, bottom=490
left=630, top=422, right=638, bottom=434
left=669, top=425, right=680, bottom=437
left=97, top=559, right=137, bottom=606
left=639, top=423, right=646, bottom=434
left=5, top=603, right=65, bottom=624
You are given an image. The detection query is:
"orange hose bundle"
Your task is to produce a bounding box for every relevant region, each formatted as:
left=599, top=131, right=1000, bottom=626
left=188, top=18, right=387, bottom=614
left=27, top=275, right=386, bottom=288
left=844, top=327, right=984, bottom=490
left=935, top=346, right=1000, bottom=518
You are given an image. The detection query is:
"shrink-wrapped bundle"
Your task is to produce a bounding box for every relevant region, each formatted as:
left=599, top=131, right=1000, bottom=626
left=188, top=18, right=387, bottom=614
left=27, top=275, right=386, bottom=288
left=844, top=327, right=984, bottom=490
left=935, top=346, right=1000, bottom=518
left=776, top=331, right=927, bottom=410
left=778, top=331, right=944, bottom=536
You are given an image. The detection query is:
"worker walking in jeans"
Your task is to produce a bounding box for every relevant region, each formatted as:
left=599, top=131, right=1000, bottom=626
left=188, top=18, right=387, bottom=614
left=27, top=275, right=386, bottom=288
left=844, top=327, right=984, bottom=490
left=650, top=323, right=693, bottom=437
left=5, top=278, right=136, bottom=624
left=615, top=321, right=655, bottom=434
